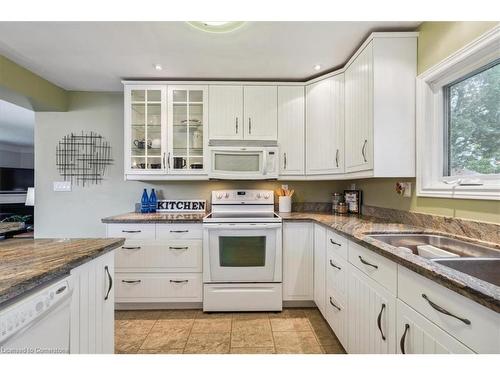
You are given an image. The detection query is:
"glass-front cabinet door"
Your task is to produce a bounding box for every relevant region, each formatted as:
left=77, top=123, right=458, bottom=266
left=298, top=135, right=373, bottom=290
left=168, top=85, right=208, bottom=174
left=125, top=85, right=167, bottom=174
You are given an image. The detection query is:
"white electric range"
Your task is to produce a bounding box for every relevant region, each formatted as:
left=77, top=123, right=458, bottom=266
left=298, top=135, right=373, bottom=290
left=202, top=190, right=282, bottom=312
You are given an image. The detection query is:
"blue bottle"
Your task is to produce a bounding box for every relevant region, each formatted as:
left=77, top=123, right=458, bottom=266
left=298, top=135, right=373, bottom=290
left=149, top=189, right=157, bottom=213
left=140, top=188, right=149, bottom=213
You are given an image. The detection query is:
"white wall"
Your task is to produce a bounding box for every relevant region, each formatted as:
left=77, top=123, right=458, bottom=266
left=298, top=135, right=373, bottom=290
left=35, top=92, right=346, bottom=238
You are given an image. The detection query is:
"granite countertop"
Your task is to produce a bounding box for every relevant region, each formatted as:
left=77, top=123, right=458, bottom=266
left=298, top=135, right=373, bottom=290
left=100, top=211, right=499, bottom=312
left=0, top=222, right=24, bottom=236
left=102, top=212, right=206, bottom=223
left=0, top=238, right=124, bottom=306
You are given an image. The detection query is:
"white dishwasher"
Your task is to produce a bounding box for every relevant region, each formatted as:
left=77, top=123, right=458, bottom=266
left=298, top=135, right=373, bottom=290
left=0, top=275, right=72, bottom=354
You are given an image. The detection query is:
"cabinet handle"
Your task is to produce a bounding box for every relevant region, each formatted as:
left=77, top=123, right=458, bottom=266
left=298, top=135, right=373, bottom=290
left=104, top=266, right=113, bottom=301
left=421, top=294, right=471, bottom=325
left=169, top=230, right=189, bottom=233
left=167, top=152, right=171, bottom=169
left=329, top=297, right=341, bottom=311
left=329, top=239, right=341, bottom=247
left=329, top=259, right=341, bottom=270
left=122, top=279, right=141, bottom=284
left=362, top=139, right=367, bottom=162
left=122, top=246, right=141, bottom=250
left=377, top=303, right=386, bottom=341
left=170, top=279, right=189, bottom=283
left=122, top=230, right=141, bottom=233
left=335, top=149, right=339, bottom=168
left=358, top=255, right=378, bottom=269
left=400, top=323, right=410, bottom=354
left=169, top=246, right=188, bottom=250
left=283, top=153, right=287, bottom=170
left=162, top=152, right=166, bottom=169
left=235, top=117, right=239, bottom=134
left=248, top=118, right=252, bottom=134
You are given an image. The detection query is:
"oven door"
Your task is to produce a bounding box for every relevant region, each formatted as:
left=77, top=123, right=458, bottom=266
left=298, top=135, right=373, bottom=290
left=204, top=223, right=281, bottom=282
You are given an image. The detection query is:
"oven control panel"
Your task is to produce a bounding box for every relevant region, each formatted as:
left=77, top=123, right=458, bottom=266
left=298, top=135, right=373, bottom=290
left=211, top=190, right=274, bottom=204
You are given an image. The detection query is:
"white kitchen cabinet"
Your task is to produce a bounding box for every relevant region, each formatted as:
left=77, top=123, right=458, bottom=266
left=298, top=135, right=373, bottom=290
left=278, top=86, right=305, bottom=176
left=124, top=85, right=167, bottom=175
left=243, top=86, right=278, bottom=140
left=306, top=74, right=344, bottom=175
left=208, top=85, right=243, bottom=140
left=282, top=222, right=313, bottom=301
left=313, top=224, right=326, bottom=315
left=168, top=85, right=208, bottom=174
left=344, top=35, right=417, bottom=176
left=348, top=263, right=396, bottom=354
left=397, top=300, right=474, bottom=354
left=70, top=250, right=115, bottom=354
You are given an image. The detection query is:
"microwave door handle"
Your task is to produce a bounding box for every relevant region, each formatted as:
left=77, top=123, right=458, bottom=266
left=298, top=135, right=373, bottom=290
left=262, top=151, right=268, bottom=176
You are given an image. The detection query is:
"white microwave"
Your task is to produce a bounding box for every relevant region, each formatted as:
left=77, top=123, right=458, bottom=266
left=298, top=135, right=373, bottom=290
left=208, top=145, right=279, bottom=180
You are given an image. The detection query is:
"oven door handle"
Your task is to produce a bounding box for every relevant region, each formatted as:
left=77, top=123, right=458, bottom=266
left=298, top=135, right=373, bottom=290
left=203, top=223, right=282, bottom=230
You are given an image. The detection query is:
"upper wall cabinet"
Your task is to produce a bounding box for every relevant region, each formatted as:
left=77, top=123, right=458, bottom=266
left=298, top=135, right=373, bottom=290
left=306, top=74, right=344, bottom=175
left=208, top=85, right=278, bottom=141
left=278, top=86, right=305, bottom=175
left=125, top=85, right=168, bottom=175
left=344, top=35, right=417, bottom=177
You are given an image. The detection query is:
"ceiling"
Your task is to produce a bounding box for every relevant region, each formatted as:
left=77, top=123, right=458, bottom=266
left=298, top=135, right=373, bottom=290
left=0, top=21, right=420, bottom=91
left=0, top=99, right=34, bottom=146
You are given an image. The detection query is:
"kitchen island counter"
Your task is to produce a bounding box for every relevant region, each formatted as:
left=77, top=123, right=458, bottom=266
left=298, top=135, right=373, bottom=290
left=0, top=238, right=124, bottom=306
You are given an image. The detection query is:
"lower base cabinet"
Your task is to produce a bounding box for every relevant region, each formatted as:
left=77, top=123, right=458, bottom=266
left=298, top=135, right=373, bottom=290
left=396, top=300, right=474, bottom=354
left=313, top=224, right=326, bottom=316
left=347, top=263, right=396, bottom=353
left=70, top=250, right=115, bottom=354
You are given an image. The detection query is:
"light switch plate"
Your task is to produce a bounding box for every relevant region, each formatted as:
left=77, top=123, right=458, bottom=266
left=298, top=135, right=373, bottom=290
left=53, top=181, right=72, bottom=192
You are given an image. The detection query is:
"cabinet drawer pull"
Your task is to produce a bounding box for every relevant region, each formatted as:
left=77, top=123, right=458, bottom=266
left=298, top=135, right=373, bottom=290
left=162, top=152, right=166, bottom=169
left=283, top=153, right=287, bottom=170
left=329, top=259, right=341, bottom=270
left=358, top=256, right=378, bottom=269
left=362, top=139, right=367, bottom=162
left=335, top=149, right=339, bottom=168
left=122, top=279, right=141, bottom=284
left=167, top=152, right=171, bottom=169
left=377, top=303, right=386, bottom=341
left=235, top=117, right=239, bottom=134
left=122, top=230, right=141, bottom=233
left=170, top=230, right=189, bottom=233
left=122, top=246, right=141, bottom=250
left=421, top=294, right=471, bottom=325
left=329, top=297, right=341, bottom=311
left=104, top=266, right=113, bottom=300
left=248, top=117, right=252, bottom=134
left=400, top=323, right=409, bottom=354
left=169, top=246, right=189, bottom=250
left=170, top=279, right=189, bottom=284
left=329, top=239, right=341, bottom=247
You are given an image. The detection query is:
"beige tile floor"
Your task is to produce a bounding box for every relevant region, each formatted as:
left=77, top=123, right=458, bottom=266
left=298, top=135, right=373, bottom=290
left=115, top=308, right=346, bottom=354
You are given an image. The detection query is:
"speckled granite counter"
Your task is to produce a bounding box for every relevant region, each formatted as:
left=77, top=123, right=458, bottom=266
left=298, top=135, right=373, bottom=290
left=100, top=211, right=500, bottom=312
left=0, top=222, right=24, bottom=236
left=102, top=212, right=206, bottom=223
left=0, top=238, right=124, bottom=306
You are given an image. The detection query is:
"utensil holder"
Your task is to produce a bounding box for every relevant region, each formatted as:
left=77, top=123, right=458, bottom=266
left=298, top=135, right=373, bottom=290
left=279, top=196, right=292, bottom=213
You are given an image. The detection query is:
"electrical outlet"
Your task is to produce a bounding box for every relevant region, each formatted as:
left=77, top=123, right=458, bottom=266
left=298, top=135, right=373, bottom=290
left=403, top=182, right=412, bottom=197
left=53, top=181, right=72, bottom=192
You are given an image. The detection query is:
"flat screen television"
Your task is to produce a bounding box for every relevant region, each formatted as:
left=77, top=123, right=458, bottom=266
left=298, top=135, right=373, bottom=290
left=0, top=167, right=34, bottom=193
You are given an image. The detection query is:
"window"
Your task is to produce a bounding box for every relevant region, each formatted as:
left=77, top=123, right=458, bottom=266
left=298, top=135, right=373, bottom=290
left=444, top=61, right=500, bottom=177
left=416, top=27, right=500, bottom=200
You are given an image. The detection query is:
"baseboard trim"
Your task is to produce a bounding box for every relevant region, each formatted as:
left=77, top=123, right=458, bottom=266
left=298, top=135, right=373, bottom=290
left=115, top=302, right=203, bottom=310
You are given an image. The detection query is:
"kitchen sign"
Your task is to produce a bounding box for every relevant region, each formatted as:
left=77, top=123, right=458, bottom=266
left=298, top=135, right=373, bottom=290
left=157, top=200, right=206, bottom=212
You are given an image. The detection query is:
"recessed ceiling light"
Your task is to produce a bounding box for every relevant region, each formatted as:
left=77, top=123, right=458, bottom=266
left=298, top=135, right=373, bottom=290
left=154, top=64, right=163, bottom=71
left=313, top=64, right=322, bottom=71
left=187, top=21, right=245, bottom=33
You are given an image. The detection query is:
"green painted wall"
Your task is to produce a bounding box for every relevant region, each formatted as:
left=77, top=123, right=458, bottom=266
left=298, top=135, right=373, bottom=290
left=0, top=55, right=68, bottom=111
left=351, top=22, right=500, bottom=224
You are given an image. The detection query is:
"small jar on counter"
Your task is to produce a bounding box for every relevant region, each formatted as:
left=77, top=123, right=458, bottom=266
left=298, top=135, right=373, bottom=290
left=332, top=192, right=344, bottom=214
left=336, top=202, right=348, bottom=215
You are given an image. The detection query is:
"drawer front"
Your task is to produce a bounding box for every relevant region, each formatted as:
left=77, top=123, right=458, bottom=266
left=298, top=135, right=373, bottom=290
left=398, top=266, right=500, bottom=354
left=156, top=224, right=203, bottom=240
left=325, top=293, right=348, bottom=350
left=348, top=241, right=397, bottom=294
left=115, top=273, right=202, bottom=301
left=115, top=240, right=202, bottom=272
left=326, top=251, right=348, bottom=304
left=107, top=224, right=155, bottom=240
left=326, top=230, right=348, bottom=260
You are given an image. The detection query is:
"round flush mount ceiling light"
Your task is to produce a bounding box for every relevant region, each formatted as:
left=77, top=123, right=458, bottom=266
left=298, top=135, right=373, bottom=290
left=313, top=64, right=322, bottom=71
left=187, top=21, right=245, bottom=33
left=153, top=64, right=163, bottom=71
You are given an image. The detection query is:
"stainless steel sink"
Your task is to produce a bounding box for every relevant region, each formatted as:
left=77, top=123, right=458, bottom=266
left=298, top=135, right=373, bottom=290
left=367, top=233, right=500, bottom=259
left=432, top=258, right=500, bottom=287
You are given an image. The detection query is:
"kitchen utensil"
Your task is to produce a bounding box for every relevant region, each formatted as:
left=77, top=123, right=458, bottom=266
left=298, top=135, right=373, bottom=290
left=133, top=139, right=152, bottom=149
left=190, top=162, right=203, bottom=169
left=191, top=130, right=203, bottom=149
left=173, top=157, right=186, bottom=169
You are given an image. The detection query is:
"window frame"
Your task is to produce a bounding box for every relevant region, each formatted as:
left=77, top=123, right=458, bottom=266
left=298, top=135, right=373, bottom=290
left=416, top=26, right=500, bottom=200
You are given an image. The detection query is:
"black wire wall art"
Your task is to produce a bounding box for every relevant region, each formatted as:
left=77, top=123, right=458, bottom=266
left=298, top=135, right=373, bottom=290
left=56, top=131, right=113, bottom=186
